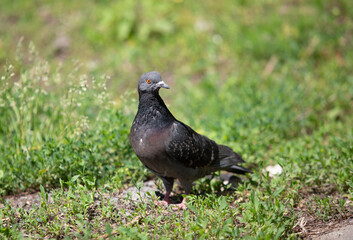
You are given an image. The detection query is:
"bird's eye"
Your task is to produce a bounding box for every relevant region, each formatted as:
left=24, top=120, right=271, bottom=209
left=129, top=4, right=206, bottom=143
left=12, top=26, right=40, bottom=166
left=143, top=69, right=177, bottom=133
left=146, top=79, right=151, bottom=84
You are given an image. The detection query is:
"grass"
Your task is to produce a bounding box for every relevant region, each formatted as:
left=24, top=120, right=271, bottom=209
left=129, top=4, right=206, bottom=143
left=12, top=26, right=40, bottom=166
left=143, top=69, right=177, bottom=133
left=1, top=0, right=353, bottom=239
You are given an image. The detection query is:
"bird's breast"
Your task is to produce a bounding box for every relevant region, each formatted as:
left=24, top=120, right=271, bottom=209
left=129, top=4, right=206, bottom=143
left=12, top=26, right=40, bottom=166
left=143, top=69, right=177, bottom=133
left=130, top=122, right=171, bottom=160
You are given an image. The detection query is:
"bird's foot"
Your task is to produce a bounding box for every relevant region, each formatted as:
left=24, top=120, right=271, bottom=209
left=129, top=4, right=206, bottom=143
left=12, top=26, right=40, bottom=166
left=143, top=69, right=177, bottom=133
left=154, top=198, right=187, bottom=210
left=155, top=200, right=169, bottom=207
left=171, top=201, right=187, bottom=210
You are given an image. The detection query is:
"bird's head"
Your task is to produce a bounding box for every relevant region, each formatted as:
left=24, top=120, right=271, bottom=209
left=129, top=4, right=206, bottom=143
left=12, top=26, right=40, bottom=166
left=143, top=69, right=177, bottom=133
left=138, top=71, right=170, bottom=93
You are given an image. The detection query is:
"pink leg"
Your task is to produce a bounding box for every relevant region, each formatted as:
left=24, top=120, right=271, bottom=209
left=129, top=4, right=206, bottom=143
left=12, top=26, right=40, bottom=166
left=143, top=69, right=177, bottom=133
left=155, top=192, right=187, bottom=210
left=161, top=191, right=171, bottom=206
left=155, top=190, right=171, bottom=207
left=155, top=177, right=188, bottom=210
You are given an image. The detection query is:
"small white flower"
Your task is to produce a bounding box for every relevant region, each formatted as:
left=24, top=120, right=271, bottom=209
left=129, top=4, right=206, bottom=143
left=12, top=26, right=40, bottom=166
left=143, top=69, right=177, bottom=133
left=195, top=19, right=210, bottom=32
left=212, top=34, right=223, bottom=45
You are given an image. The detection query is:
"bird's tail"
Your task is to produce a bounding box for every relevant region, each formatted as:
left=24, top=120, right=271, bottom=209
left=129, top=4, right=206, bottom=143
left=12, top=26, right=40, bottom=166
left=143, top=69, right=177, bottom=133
left=222, top=165, right=253, bottom=174
left=218, top=144, right=253, bottom=174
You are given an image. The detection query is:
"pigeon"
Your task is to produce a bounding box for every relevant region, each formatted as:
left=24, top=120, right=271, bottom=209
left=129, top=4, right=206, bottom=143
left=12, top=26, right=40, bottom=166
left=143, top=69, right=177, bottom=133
left=129, top=71, right=252, bottom=208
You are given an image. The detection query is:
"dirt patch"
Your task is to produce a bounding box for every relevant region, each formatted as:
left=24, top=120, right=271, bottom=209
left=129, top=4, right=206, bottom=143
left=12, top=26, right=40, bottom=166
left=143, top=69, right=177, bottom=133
left=0, top=191, right=50, bottom=211
left=292, top=186, right=353, bottom=239
left=313, top=220, right=353, bottom=240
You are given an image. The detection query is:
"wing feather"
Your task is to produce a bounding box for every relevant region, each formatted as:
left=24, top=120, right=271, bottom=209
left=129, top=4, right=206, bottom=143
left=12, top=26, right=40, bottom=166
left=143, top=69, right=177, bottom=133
left=165, top=121, right=219, bottom=168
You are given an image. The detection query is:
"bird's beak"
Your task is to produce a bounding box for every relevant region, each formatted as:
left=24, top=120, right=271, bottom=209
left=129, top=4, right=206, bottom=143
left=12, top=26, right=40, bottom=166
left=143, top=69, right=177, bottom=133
left=157, top=81, right=170, bottom=89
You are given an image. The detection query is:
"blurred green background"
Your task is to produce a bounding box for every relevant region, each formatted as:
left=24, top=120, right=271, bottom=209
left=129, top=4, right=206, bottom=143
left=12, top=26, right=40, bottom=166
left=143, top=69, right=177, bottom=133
left=2, top=0, right=352, bottom=90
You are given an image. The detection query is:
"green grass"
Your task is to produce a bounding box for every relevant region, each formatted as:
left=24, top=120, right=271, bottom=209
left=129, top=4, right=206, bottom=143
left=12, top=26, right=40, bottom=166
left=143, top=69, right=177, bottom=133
left=1, top=0, right=353, bottom=239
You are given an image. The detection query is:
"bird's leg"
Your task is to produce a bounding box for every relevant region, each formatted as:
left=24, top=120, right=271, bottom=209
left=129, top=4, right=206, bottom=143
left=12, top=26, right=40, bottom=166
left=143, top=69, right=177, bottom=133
left=163, top=191, right=171, bottom=203
left=156, top=177, right=174, bottom=206
left=173, top=180, right=192, bottom=210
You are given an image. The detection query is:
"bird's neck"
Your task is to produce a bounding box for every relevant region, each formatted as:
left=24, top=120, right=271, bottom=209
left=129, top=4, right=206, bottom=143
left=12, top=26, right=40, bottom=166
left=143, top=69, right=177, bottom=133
left=136, top=91, right=175, bottom=126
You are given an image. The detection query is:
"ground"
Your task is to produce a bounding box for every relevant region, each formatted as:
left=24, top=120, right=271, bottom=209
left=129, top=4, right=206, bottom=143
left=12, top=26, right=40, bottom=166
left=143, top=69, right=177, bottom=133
left=2, top=178, right=352, bottom=239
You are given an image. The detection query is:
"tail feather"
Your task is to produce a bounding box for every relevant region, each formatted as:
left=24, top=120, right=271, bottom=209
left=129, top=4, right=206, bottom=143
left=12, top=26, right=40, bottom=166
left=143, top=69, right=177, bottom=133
left=217, top=144, right=252, bottom=174
left=223, top=165, right=253, bottom=174
left=218, top=144, right=245, bottom=164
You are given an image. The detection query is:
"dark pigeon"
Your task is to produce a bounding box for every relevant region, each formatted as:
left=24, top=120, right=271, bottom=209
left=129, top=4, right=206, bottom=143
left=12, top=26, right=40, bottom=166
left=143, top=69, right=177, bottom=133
left=129, top=71, right=252, bottom=207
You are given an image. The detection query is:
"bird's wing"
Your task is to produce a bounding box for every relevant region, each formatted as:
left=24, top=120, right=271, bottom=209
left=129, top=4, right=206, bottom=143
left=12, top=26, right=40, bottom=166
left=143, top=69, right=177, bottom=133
left=165, top=121, right=219, bottom=169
